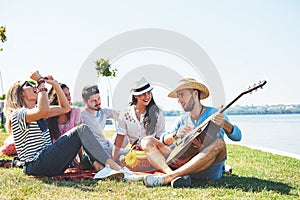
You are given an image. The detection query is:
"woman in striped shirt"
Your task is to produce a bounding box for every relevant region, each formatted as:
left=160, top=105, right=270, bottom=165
left=3, top=71, right=127, bottom=178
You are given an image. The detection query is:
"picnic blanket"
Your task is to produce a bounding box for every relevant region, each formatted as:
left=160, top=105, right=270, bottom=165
left=0, top=134, right=17, bottom=156
left=30, top=168, right=158, bottom=181
left=30, top=168, right=97, bottom=180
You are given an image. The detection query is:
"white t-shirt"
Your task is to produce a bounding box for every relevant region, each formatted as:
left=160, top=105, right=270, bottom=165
left=81, top=108, right=116, bottom=151
left=117, top=105, right=165, bottom=145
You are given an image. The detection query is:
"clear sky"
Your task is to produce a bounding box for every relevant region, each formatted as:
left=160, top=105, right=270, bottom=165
left=1, top=0, right=299, bottom=110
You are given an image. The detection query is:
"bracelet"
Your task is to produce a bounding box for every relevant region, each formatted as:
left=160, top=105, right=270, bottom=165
left=37, top=77, right=45, bottom=87
left=172, top=131, right=179, bottom=140
left=162, top=135, right=167, bottom=145
left=38, top=87, right=48, bottom=93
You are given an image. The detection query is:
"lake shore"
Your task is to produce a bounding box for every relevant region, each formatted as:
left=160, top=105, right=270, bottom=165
left=227, top=141, right=300, bottom=160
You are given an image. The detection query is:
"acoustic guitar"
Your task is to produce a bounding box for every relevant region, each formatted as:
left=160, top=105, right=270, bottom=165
left=166, top=80, right=267, bottom=168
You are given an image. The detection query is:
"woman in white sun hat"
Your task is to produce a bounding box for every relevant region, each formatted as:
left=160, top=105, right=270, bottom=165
left=112, top=77, right=166, bottom=162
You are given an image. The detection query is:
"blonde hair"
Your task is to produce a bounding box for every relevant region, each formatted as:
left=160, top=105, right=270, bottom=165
left=3, top=81, right=27, bottom=133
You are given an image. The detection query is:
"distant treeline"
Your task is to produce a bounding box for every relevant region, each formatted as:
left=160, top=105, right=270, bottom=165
left=163, top=104, right=300, bottom=116
left=70, top=102, right=300, bottom=115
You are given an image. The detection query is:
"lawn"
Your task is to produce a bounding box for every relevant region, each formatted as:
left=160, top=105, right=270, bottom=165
left=0, top=131, right=299, bottom=200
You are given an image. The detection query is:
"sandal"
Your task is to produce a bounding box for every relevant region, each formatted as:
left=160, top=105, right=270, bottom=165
left=0, top=159, right=13, bottom=168
left=12, top=157, right=24, bottom=168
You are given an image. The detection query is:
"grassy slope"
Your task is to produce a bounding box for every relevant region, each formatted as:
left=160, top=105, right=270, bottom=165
left=0, top=132, right=299, bottom=200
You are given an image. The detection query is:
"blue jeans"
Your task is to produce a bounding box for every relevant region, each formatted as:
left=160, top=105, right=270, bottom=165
left=190, top=159, right=225, bottom=181
left=24, top=124, right=110, bottom=176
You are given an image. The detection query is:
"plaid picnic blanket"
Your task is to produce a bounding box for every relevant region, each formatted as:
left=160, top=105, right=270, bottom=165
left=31, top=168, right=97, bottom=180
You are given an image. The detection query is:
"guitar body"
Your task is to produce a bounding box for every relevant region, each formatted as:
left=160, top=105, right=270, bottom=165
left=168, top=135, right=202, bottom=169
left=167, top=121, right=220, bottom=168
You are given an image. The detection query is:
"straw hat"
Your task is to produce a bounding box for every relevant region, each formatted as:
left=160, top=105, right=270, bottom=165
left=168, top=78, right=210, bottom=99
left=131, top=77, right=153, bottom=95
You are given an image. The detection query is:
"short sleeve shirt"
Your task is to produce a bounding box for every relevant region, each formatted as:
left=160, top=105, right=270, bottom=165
left=11, top=108, right=52, bottom=163
left=81, top=108, right=116, bottom=148
left=117, top=105, right=165, bottom=145
left=57, top=106, right=82, bottom=136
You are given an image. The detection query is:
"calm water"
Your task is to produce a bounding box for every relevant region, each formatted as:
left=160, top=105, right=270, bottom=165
left=165, top=114, right=300, bottom=158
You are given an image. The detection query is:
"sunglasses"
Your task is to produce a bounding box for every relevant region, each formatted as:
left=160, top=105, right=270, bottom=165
left=18, top=81, right=35, bottom=92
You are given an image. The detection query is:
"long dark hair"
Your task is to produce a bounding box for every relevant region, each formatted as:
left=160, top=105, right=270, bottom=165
left=130, top=95, right=160, bottom=135
left=46, top=83, right=70, bottom=141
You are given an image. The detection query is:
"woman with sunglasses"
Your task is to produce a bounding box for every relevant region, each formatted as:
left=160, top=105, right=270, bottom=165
left=3, top=71, right=131, bottom=179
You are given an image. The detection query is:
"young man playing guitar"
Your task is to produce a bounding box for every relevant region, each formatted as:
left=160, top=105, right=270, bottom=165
left=141, top=78, right=242, bottom=188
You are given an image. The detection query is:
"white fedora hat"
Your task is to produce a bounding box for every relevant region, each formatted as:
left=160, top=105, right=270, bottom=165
left=131, top=77, right=153, bottom=95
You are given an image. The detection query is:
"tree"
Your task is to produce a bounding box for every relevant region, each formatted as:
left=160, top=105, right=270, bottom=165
left=95, top=58, right=117, bottom=78
left=0, top=25, right=7, bottom=52
left=0, top=94, right=6, bottom=100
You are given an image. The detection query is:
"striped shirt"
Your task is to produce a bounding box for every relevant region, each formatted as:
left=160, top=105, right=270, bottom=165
left=12, top=108, right=52, bottom=163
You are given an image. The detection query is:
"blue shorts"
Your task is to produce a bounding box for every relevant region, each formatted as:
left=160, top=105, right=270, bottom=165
left=190, top=159, right=225, bottom=181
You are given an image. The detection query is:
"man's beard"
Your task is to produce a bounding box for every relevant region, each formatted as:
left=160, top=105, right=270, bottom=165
left=184, top=96, right=195, bottom=112
left=88, top=104, right=101, bottom=111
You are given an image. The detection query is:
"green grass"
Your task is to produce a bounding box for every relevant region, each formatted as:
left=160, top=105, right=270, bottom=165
left=1, top=131, right=299, bottom=200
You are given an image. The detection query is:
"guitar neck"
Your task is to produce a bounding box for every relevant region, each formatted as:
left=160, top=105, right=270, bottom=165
left=192, top=94, right=242, bottom=133
left=191, top=80, right=267, bottom=134
left=218, top=93, right=244, bottom=114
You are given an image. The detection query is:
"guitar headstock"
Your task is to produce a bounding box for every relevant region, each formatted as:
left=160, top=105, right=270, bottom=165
left=219, top=80, right=267, bottom=114
left=243, top=80, right=267, bottom=95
